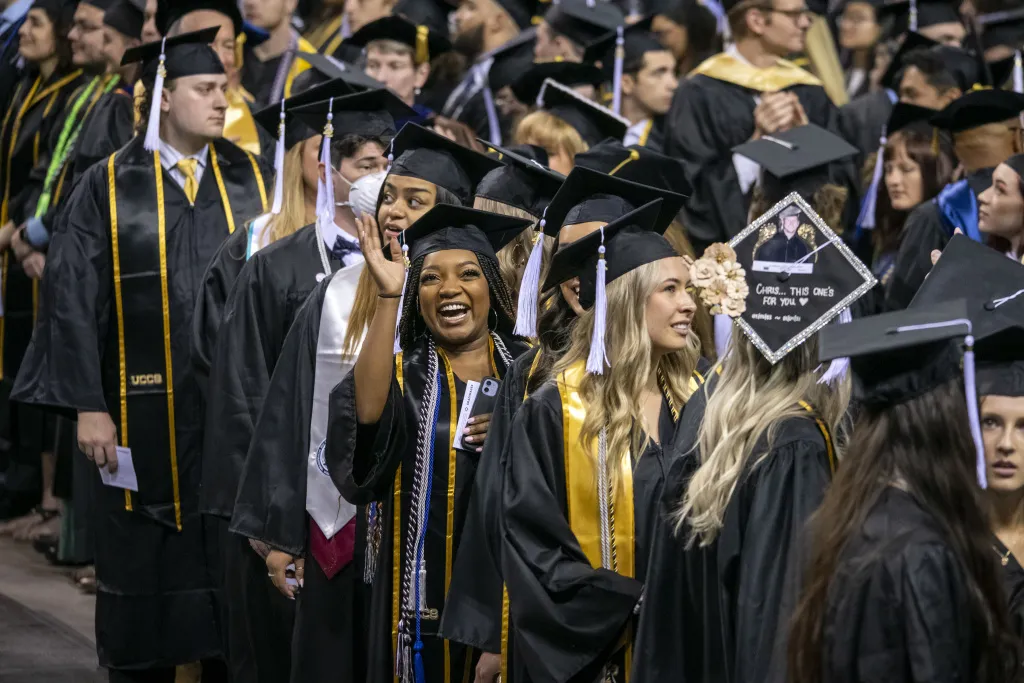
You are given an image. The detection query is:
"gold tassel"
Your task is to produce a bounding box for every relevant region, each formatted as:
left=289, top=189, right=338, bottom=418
left=803, top=14, right=847, bottom=107
left=235, top=31, right=247, bottom=72
left=415, top=25, right=429, bottom=65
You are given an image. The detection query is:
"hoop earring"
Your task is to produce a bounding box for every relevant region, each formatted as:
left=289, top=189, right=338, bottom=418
left=488, top=308, right=497, bottom=333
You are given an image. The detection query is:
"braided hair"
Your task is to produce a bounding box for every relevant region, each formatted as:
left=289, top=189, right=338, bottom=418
left=397, top=251, right=518, bottom=351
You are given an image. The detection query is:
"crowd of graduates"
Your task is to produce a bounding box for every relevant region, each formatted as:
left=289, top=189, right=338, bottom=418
left=0, top=0, right=1023, bottom=682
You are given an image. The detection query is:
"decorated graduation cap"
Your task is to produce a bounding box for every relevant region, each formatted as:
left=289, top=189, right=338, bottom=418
left=582, top=17, right=666, bottom=115
left=121, top=27, right=224, bottom=152
left=386, top=122, right=502, bottom=205
left=929, top=87, right=1024, bottom=132
left=728, top=191, right=875, bottom=364
left=575, top=199, right=677, bottom=373
left=346, top=13, right=451, bottom=65
left=156, top=0, right=242, bottom=35
left=542, top=0, right=625, bottom=49
left=402, top=204, right=533, bottom=264
left=294, top=51, right=386, bottom=92
left=536, top=78, right=629, bottom=146
left=514, top=165, right=685, bottom=335
left=879, top=31, right=939, bottom=91
left=510, top=60, right=605, bottom=106
left=574, top=139, right=692, bottom=195
left=103, top=0, right=145, bottom=40
left=878, top=0, right=963, bottom=34
left=818, top=299, right=989, bottom=486
left=732, top=124, right=858, bottom=205
left=856, top=102, right=938, bottom=232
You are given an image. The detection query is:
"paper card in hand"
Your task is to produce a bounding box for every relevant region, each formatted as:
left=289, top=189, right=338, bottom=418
left=728, top=192, right=876, bottom=364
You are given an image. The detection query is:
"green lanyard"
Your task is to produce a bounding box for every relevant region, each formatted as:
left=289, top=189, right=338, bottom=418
left=34, top=74, right=120, bottom=219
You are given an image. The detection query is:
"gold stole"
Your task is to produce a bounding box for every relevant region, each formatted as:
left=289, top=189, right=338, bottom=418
left=689, top=52, right=822, bottom=92
left=224, top=87, right=262, bottom=155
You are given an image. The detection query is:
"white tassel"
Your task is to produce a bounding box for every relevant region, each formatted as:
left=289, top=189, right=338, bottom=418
left=611, top=26, right=625, bottom=116
left=909, top=0, right=918, bottom=32
left=318, top=98, right=336, bottom=228
left=143, top=37, right=167, bottom=152
left=856, top=132, right=886, bottom=231
left=817, top=308, right=851, bottom=386
left=963, top=335, right=987, bottom=488
left=513, top=212, right=547, bottom=337
left=271, top=99, right=286, bottom=215
left=1013, top=50, right=1023, bottom=94
left=393, top=242, right=409, bottom=354
left=586, top=232, right=608, bottom=375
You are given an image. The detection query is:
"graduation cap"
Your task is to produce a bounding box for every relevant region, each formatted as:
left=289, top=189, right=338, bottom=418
left=732, top=124, right=858, bottom=205
left=394, top=0, right=452, bottom=39
left=488, top=29, right=537, bottom=93
left=857, top=102, right=938, bottom=231
left=346, top=14, right=451, bottom=65
left=493, top=0, right=540, bottom=29
left=574, top=139, right=692, bottom=196
left=929, top=88, right=1024, bottom=133
left=988, top=53, right=1024, bottom=93
left=575, top=199, right=678, bottom=373
left=293, top=51, right=385, bottom=93
left=878, top=0, right=963, bottom=35
left=103, top=0, right=144, bottom=40
left=33, top=0, right=78, bottom=25
left=582, top=17, right=666, bottom=115
left=386, top=122, right=502, bottom=205
left=933, top=45, right=989, bottom=90
left=880, top=31, right=939, bottom=91
left=402, top=204, right=533, bottom=264
left=510, top=60, right=605, bottom=106
left=156, top=0, right=242, bottom=35
left=975, top=319, right=1024, bottom=398
left=79, top=0, right=117, bottom=10
left=121, top=27, right=224, bottom=152
left=542, top=0, right=625, bottom=49
left=979, top=7, right=1024, bottom=52
left=729, top=192, right=876, bottom=365
left=289, top=90, right=414, bottom=142
left=536, top=78, right=629, bottom=146
left=818, top=298, right=989, bottom=486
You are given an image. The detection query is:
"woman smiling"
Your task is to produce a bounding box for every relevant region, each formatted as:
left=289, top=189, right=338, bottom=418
left=325, top=204, right=530, bottom=683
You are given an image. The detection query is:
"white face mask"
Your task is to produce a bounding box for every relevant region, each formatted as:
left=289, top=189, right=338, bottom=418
left=336, top=170, right=387, bottom=219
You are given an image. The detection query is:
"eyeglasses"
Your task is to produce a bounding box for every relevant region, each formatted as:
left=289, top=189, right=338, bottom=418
left=763, top=6, right=815, bottom=21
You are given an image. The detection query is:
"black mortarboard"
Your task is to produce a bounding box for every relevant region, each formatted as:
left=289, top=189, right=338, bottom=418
left=488, top=29, right=537, bottom=92
left=542, top=0, right=624, bottom=48
left=987, top=54, right=1021, bottom=91
left=930, top=88, right=1024, bottom=132
left=975, top=319, right=1024, bottom=397
left=103, top=0, right=144, bottom=40
left=493, top=0, right=539, bottom=29
left=254, top=78, right=371, bottom=149
left=346, top=14, right=451, bottom=65
left=510, top=60, right=605, bottom=106
left=886, top=100, right=938, bottom=135
left=880, top=31, right=939, bottom=90
left=732, top=124, right=858, bottom=205
left=394, top=0, right=452, bottom=39
left=387, top=123, right=502, bottom=205
left=980, top=8, right=1024, bottom=51
left=289, top=90, right=415, bottom=142
left=477, top=142, right=564, bottom=218
left=911, top=234, right=1024, bottom=342
left=544, top=166, right=685, bottom=238
left=878, top=0, right=963, bottom=34
left=577, top=199, right=676, bottom=309
left=32, top=0, right=78, bottom=26
left=79, top=0, right=117, bottom=10
left=536, top=78, right=629, bottom=146
left=293, top=51, right=385, bottom=92
left=932, top=45, right=987, bottom=90
left=402, top=205, right=533, bottom=263
left=730, top=192, right=876, bottom=364
left=574, top=139, right=692, bottom=195
left=156, top=0, right=242, bottom=36
left=582, top=16, right=664, bottom=69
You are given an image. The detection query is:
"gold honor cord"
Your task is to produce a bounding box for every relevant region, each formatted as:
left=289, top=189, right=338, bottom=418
left=636, top=119, right=654, bottom=147
left=438, top=349, right=457, bottom=682
left=392, top=353, right=405, bottom=683
left=799, top=399, right=836, bottom=474
left=107, top=155, right=131, bottom=510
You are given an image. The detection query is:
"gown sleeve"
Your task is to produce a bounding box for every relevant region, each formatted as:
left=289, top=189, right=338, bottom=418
left=883, top=202, right=948, bottom=311
left=190, top=225, right=250, bottom=395
left=731, top=436, right=832, bottom=683
left=229, top=286, right=322, bottom=555
left=324, top=359, right=408, bottom=505
left=501, top=390, right=643, bottom=683
left=10, top=164, right=111, bottom=415
left=440, top=350, right=532, bottom=652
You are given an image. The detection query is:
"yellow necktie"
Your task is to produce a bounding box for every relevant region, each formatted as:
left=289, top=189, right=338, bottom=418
left=176, top=158, right=199, bottom=203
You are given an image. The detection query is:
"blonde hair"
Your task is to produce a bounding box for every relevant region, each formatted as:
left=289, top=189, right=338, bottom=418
left=676, top=332, right=850, bottom=546
left=553, top=261, right=701, bottom=487
left=472, top=196, right=548, bottom=302
left=343, top=268, right=380, bottom=356
left=367, top=38, right=427, bottom=65
left=514, top=111, right=589, bottom=165
left=262, top=141, right=313, bottom=247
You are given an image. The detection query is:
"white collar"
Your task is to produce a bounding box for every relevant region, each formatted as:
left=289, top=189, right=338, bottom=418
left=726, top=43, right=753, bottom=67
left=158, top=139, right=209, bottom=169
left=321, top=220, right=358, bottom=249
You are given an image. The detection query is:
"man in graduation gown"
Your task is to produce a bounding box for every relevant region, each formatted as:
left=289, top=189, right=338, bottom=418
left=884, top=88, right=1024, bottom=310
left=664, top=0, right=843, bottom=250
left=239, top=0, right=314, bottom=109
left=443, top=0, right=537, bottom=143
left=202, top=88, right=408, bottom=683
left=10, top=28, right=271, bottom=681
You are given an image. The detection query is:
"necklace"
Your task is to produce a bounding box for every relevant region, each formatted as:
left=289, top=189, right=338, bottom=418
left=995, top=544, right=1013, bottom=567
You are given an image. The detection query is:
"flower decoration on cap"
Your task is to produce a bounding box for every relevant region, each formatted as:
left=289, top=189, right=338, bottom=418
left=689, top=243, right=748, bottom=317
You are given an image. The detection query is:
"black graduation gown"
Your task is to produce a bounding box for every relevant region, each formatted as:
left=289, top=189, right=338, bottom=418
left=500, top=369, right=693, bottom=683
left=820, top=488, right=973, bottom=682
left=837, top=89, right=894, bottom=167
left=325, top=333, right=529, bottom=683
left=631, top=413, right=834, bottom=683
left=664, top=71, right=841, bottom=245
left=995, top=536, right=1024, bottom=641
left=10, top=135, right=271, bottom=670
left=883, top=169, right=993, bottom=311
left=230, top=265, right=369, bottom=683
left=69, top=84, right=135, bottom=187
